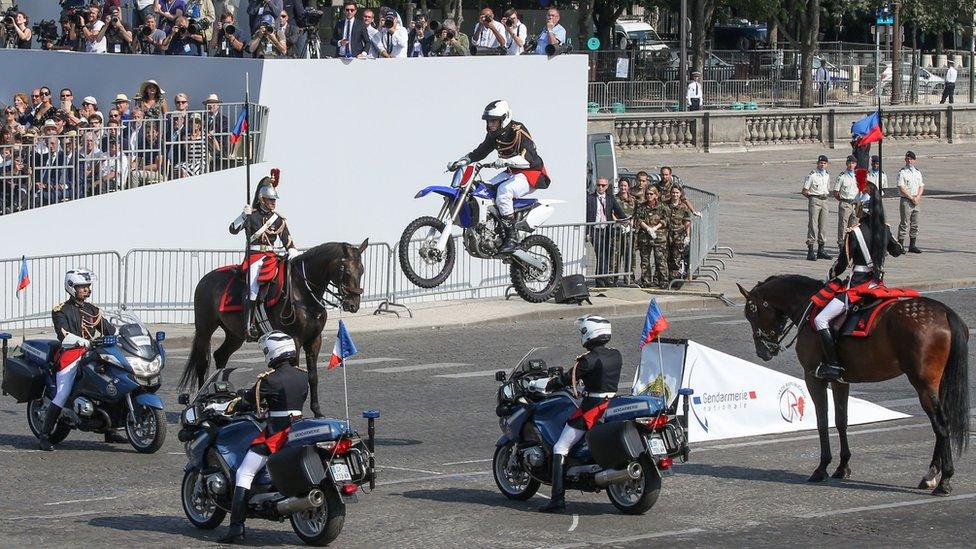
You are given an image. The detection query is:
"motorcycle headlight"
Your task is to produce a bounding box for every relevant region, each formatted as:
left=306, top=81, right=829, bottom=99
left=129, top=355, right=162, bottom=376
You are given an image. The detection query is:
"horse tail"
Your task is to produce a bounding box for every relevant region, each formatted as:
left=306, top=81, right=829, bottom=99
left=940, top=307, right=970, bottom=456
left=178, top=329, right=212, bottom=391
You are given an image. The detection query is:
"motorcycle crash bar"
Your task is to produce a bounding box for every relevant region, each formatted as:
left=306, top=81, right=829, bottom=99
left=276, top=488, right=325, bottom=515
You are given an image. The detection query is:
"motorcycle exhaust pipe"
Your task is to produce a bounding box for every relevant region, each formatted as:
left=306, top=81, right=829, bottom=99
left=276, top=488, right=325, bottom=515
left=594, top=461, right=642, bottom=487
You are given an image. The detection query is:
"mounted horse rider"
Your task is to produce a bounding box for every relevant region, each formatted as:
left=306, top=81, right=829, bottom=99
left=230, top=172, right=299, bottom=339
left=812, top=180, right=903, bottom=381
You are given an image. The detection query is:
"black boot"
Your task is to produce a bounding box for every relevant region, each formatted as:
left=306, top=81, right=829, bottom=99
left=38, top=403, right=62, bottom=451
left=103, top=430, right=128, bottom=444
left=806, top=245, right=816, bottom=261
left=245, top=300, right=261, bottom=341
left=218, top=486, right=249, bottom=544
left=814, top=328, right=844, bottom=382
left=539, top=455, right=566, bottom=513
left=909, top=238, right=922, bottom=254
left=497, top=217, right=519, bottom=255
left=817, top=244, right=832, bottom=260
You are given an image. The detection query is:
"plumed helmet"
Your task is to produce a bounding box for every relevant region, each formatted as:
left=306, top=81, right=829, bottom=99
left=252, top=176, right=279, bottom=208
left=64, top=269, right=95, bottom=297
left=482, top=100, right=512, bottom=136
left=259, top=331, right=296, bottom=369
left=575, top=314, right=612, bottom=348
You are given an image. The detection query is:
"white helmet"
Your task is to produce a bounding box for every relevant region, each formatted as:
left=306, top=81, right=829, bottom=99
left=575, top=315, right=611, bottom=348
left=64, top=269, right=95, bottom=298
left=482, top=100, right=512, bottom=136
left=259, top=331, right=296, bottom=369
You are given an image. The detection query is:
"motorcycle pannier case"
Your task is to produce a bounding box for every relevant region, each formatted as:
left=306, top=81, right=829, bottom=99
left=267, top=445, right=327, bottom=497
left=2, top=354, right=46, bottom=403
left=585, top=420, right=644, bottom=469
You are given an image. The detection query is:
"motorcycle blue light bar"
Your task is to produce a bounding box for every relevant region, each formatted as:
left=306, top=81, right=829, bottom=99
left=0, top=332, right=11, bottom=340
left=362, top=410, right=380, bottom=419
left=102, top=335, right=118, bottom=346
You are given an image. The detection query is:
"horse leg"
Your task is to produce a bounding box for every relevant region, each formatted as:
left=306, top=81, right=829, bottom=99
left=926, top=390, right=954, bottom=496
left=830, top=382, right=852, bottom=479
left=805, top=374, right=832, bottom=482
left=912, top=385, right=948, bottom=492
left=180, top=322, right=217, bottom=390
left=304, top=335, right=324, bottom=418
left=213, top=330, right=245, bottom=370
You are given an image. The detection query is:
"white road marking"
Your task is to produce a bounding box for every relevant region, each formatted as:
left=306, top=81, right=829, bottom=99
left=669, top=314, right=730, bottom=322
left=712, top=319, right=750, bottom=325
left=375, top=471, right=491, bottom=487
left=44, top=495, right=120, bottom=506
left=875, top=397, right=921, bottom=408
left=167, top=452, right=185, bottom=455
left=0, top=510, right=104, bottom=521
left=381, top=465, right=444, bottom=475
left=435, top=370, right=502, bottom=379
left=799, top=493, right=976, bottom=518
left=366, top=363, right=470, bottom=374
left=568, top=514, right=579, bottom=532
left=0, top=449, right=39, bottom=453
left=692, top=422, right=931, bottom=453
left=441, top=458, right=492, bottom=466
left=344, top=358, right=403, bottom=366
left=547, top=528, right=707, bottom=548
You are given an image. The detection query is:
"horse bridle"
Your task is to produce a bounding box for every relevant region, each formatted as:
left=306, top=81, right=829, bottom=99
left=300, top=257, right=363, bottom=310
left=748, top=297, right=812, bottom=355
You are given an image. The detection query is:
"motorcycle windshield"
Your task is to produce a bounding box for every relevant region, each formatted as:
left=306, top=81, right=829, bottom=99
left=118, top=323, right=158, bottom=360
left=192, top=367, right=239, bottom=404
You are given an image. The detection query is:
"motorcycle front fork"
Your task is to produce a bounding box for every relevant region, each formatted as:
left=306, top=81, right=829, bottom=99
left=434, top=199, right=464, bottom=253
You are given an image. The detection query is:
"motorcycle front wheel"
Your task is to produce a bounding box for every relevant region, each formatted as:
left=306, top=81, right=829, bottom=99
left=509, top=234, right=563, bottom=303
left=492, top=443, right=540, bottom=501
left=27, top=398, right=70, bottom=444
left=126, top=405, right=166, bottom=454
left=398, top=216, right=456, bottom=289
left=606, top=455, right=662, bottom=515
left=181, top=469, right=227, bottom=529
left=290, top=486, right=345, bottom=546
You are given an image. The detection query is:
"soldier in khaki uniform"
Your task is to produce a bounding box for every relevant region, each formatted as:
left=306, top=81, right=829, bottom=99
left=801, top=154, right=833, bottom=261
left=897, top=150, right=924, bottom=253
left=630, top=170, right=651, bottom=204
left=664, top=186, right=692, bottom=282
left=634, top=188, right=670, bottom=288
left=612, top=177, right=637, bottom=284
left=833, top=155, right=859, bottom=253
left=867, top=155, right=888, bottom=195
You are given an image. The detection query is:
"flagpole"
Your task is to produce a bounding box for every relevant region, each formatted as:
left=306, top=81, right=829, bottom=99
left=341, top=358, right=350, bottom=425
left=877, top=97, right=883, bottom=184
left=242, top=73, right=253, bottom=325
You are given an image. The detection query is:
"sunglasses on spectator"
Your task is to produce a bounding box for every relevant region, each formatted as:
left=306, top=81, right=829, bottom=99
left=61, top=93, right=72, bottom=99
left=176, top=100, right=188, bottom=104
left=32, top=94, right=40, bottom=98
left=345, top=7, right=356, bottom=11
left=597, top=183, right=608, bottom=188
left=41, top=91, right=51, bottom=96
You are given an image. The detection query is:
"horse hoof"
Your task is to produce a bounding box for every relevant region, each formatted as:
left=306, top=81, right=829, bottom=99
left=918, top=478, right=938, bottom=490
left=932, top=483, right=952, bottom=497
left=807, top=470, right=829, bottom=483
left=831, top=466, right=851, bottom=480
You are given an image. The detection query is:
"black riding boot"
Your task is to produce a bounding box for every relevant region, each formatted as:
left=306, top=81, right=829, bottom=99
left=498, top=216, right=519, bottom=255
left=909, top=238, right=922, bottom=254
left=814, top=328, right=844, bottom=381
left=38, top=403, right=62, bottom=451
left=539, top=455, right=566, bottom=513
left=816, top=244, right=832, bottom=260
left=103, top=430, right=128, bottom=443
left=218, top=486, right=249, bottom=544
left=806, top=245, right=816, bottom=261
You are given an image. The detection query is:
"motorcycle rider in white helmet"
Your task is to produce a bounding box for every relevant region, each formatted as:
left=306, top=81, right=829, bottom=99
left=448, top=100, right=550, bottom=254
left=39, top=269, right=121, bottom=451
left=219, top=330, right=309, bottom=544
left=541, top=315, right=622, bottom=513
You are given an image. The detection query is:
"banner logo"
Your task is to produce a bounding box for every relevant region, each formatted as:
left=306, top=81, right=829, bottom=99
left=778, top=382, right=806, bottom=423
left=690, top=389, right=758, bottom=432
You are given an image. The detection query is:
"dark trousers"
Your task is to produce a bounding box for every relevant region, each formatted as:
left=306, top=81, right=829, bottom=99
left=940, top=82, right=956, bottom=104
left=590, top=227, right=614, bottom=285
left=688, top=98, right=701, bottom=111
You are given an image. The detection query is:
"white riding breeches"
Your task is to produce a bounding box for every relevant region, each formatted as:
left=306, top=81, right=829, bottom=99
left=235, top=449, right=269, bottom=489
left=247, top=257, right=265, bottom=300
left=490, top=171, right=533, bottom=217
left=552, top=424, right=586, bottom=456
left=52, top=360, right=80, bottom=408
left=813, top=297, right=847, bottom=331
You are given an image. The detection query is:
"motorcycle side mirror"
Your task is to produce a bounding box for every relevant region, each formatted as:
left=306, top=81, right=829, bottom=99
left=495, top=371, right=506, bottom=382
left=547, top=366, right=564, bottom=377
left=156, top=331, right=166, bottom=342
left=178, top=393, right=189, bottom=405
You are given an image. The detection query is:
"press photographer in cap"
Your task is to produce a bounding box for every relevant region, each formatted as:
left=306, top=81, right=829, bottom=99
left=430, top=18, right=468, bottom=56
left=373, top=8, right=407, bottom=58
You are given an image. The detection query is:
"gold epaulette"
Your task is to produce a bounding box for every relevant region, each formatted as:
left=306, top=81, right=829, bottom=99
left=256, top=369, right=273, bottom=379
left=52, top=301, right=65, bottom=312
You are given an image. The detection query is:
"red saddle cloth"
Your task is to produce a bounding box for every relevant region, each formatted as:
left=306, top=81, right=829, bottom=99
left=809, top=281, right=921, bottom=337
left=217, top=262, right=288, bottom=313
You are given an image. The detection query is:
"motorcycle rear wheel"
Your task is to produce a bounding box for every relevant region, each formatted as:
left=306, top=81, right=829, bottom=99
left=181, top=469, right=227, bottom=529
left=126, top=405, right=167, bottom=454
left=509, top=234, right=563, bottom=303
left=27, top=398, right=70, bottom=445
left=398, top=216, right=457, bottom=289
left=289, top=486, right=345, bottom=546
left=606, top=455, right=661, bottom=515
left=492, top=443, right=540, bottom=501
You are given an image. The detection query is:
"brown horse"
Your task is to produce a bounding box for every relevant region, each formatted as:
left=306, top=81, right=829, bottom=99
left=737, top=275, right=969, bottom=495
left=178, top=240, right=368, bottom=417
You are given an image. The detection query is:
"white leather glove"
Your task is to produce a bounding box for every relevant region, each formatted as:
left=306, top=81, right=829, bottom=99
left=490, top=158, right=511, bottom=169
left=692, top=211, right=702, bottom=218
left=243, top=204, right=252, bottom=215
left=447, top=156, right=470, bottom=171
left=527, top=377, right=554, bottom=393
left=62, top=332, right=90, bottom=348
left=683, top=235, right=690, bottom=246
left=646, top=228, right=656, bottom=238
left=287, top=248, right=300, bottom=260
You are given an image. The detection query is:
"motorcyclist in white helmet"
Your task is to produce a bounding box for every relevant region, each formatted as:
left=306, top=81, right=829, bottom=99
left=448, top=100, right=550, bottom=254
left=39, top=269, right=121, bottom=451
left=541, top=315, right=622, bottom=512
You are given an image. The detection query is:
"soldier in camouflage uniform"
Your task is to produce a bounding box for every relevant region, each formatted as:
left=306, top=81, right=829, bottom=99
left=612, top=177, right=637, bottom=285
left=665, top=186, right=692, bottom=282
left=634, top=187, right=670, bottom=288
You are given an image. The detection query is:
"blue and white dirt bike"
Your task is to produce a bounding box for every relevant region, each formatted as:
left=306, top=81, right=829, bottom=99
left=492, top=351, right=693, bottom=514
left=399, top=163, right=564, bottom=302
left=1, top=312, right=167, bottom=453
left=177, top=368, right=378, bottom=546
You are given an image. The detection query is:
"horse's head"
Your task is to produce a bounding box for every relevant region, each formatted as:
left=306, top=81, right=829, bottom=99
left=299, top=239, right=369, bottom=313
left=738, top=281, right=790, bottom=362
left=333, top=239, right=368, bottom=313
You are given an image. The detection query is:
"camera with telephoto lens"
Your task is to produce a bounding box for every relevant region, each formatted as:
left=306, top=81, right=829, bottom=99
left=481, top=14, right=492, bottom=23
left=1, top=5, right=17, bottom=28
left=110, top=16, right=119, bottom=24
left=503, top=17, right=514, bottom=27
left=260, top=22, right=273, bottom=33
left=137, top=24, right=152, bottom=37
left=444, top=29, right=455, bottom=40
left=382, top=15, right=394, bottom=29
left=33, top=19, right=59, bottom=41
left=545, top=42, right=572, bottom=57
left=302, top=8, right=322, bottom=29
left=222, top=23, right=235, bottom=35
left=187, top=19, right=199, bottom=34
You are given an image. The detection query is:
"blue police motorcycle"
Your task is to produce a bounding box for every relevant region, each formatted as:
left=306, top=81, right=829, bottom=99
left=492, top=352, right=693, bottom=514
left=177, top=368, right=378, bottom=546
left=0, top=312, right=167, bottom=453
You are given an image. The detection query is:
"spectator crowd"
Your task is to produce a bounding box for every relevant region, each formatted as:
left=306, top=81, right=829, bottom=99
left=0, top=79, right=251, bottom=215
left=0, top=1, right=570, bottom=59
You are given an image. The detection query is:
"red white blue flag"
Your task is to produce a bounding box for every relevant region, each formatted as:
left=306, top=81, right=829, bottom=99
left=328, top=320, right=358, bottom=369
left=230, top=105, right=248, bottom=145
left=639, top=298, right=669, bottom=349
left=15, top=256, right=29, bottom=299
left=851, top=110, right=883, bottom=146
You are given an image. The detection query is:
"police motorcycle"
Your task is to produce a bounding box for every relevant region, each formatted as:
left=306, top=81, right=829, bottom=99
left=492, top=350, right=693, bottom=514
left=0, top=312, right=167, bottom=453
left=399, top=163, right=564, bottom=303
left=177, top=368, right=378, bottom=546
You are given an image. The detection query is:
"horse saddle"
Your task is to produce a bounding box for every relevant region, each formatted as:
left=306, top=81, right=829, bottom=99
left=829, top=297, right=901, bottom=338
left=217, top=262, right=288, bottom=313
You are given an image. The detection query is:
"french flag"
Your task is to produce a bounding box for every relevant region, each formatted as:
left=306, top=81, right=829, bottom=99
left=327, top=320, right=358, bottom=370
left=15, top=256, right=29, bottom=299
left=639, top=299, right=669, bottom=349
left=851, top=110, right=883, bottom=146
left=230, top=105, right=248, bottom=145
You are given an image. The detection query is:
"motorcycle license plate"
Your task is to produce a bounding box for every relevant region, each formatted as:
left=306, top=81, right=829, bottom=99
left=331, top=463, right=352, bottom=482
left=648, top=436, right=667, bottom=456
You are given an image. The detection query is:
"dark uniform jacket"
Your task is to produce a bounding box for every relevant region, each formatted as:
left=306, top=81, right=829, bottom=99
left=242, top=363, right=309, bottom=434
left=832, top=223, right=902, bottom=285
left=230, top=208, right=295, bottom=250
left=566, top=344, right=622, bottom=395
left=467, top=121, right=544, bottom=170
left=52, top=299, right=116, bottom=344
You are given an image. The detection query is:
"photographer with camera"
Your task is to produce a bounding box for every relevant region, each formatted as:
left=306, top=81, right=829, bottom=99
left=185, top=0, right=216, bottom=46
left=249, top=14, right=286, bottom=58
left=2, top=10, right=31, bottom=49
left=502, top=9, right=526, bottom=56
left=135, top=14, right=166, bottom=54
left=407, top=11, right=433, bottom=57
left=53, top=15, right=82, bottom=52
left=77, top=4, right=106, bottom=53
left=471, top=7, right=504, bottom=52
left=331, top=1, right=370, bottom=58
left=430, top=18, right=468, bottom=57
left=534, top=7, right=565, bottom=55
left=373, top=9, right=407, bottom=58
left=163, top=15, right=204, bottom=56
left=211, top=12, right=245, bottom=58
left=101, top=6, right=135, bottom=54
left=247, top=0, right=282, bottom=33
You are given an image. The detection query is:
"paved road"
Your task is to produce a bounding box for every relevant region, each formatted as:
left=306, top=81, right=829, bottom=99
left=1, top=288, right=974, bottom=547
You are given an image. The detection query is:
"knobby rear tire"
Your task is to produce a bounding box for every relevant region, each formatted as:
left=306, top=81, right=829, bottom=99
left=510, top=234, right=563, bottom=303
